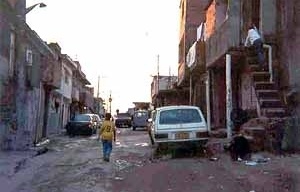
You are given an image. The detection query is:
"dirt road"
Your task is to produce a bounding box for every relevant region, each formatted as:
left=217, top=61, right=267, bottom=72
left=2, top=128, right=300, bottom=192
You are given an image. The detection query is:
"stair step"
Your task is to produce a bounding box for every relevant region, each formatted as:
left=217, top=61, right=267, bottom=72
left=247, top=57, right=259, bottom=65
left=255, top=82, right=275, bottom=90
left=245, top=47, right=257, bottom=56
left=249, top=64, right=261, bottom=72
left=257, top=90, right=279, bottom=98
left=252, top=72, right=271, bottom=82
left=260, top=99, right=284, bottom=108
left=262, top=108, right=287, bottom=117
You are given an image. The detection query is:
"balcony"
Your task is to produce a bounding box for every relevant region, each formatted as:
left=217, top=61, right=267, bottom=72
left=205, top=1, right=241, bottom=68
left=72, top=88, right=79, bottom=101
left=187, top=40, right=206, bottom=75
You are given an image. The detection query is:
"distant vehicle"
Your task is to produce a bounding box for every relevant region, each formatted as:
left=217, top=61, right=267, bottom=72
left=91, top=114, right=102, bottom=129
left=127, top=107, right=135, bottom=116
left=132, top=110, right=149, bottom=131
left=65, top=114, right=99, bottom=136
left=114, top=112, right=132, bottom=128
left=148, top=105, right=209, bottom=146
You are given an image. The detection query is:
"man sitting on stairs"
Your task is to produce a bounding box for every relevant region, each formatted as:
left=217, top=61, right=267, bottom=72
left=244, top=23, right=267, bottom=71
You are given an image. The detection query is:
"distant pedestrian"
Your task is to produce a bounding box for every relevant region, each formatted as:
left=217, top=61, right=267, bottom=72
left=99, top=113, right=116, bottom=162
left=244, top=23, right=266, bottom=70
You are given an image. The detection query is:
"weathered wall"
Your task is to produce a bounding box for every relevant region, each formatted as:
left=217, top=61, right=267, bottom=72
left=211, top=67, right=226, bottom=129
left=0, top=2, right=17, bottom=150
left=277, top=0, right=300, bottom=150
left=260, top=0, right=277, bottom=37
left=178, top=0, right=208, bottom=86
left=205, top=0, right=228, bottom=39
left=280, top=0, right=300, bottom=116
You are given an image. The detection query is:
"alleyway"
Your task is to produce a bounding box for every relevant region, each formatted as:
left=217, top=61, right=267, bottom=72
left=1, top=128, right=300, bottom=192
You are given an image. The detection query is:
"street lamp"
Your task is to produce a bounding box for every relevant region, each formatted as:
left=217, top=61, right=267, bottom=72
left=26, top=2, right=47, bottom=14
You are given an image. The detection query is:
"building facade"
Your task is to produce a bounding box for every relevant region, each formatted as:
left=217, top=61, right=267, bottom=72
left=184, top=0, right=300, bottom=150
left=0, top=0, right=95, bottom=150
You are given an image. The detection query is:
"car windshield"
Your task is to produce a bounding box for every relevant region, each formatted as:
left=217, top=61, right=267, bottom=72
left=134, top=111, right=148, bottom=117
left=73, top=114, right=91, bottom=121
left=159, top=108, right=202, bottom=124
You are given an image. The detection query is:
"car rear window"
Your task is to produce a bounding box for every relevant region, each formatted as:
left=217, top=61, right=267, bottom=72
left=74, top=114, right=91, bottom=121
left=134, top=111, right=148, bottom=117
left=159, top=109, right=202, bottom=124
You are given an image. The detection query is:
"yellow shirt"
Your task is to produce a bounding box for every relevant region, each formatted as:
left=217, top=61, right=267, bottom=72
left=99, top=120, right=115, bottom=141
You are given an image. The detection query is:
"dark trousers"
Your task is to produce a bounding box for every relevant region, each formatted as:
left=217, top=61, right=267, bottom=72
left=253, top=38, right=265, bottom=67
left=102, top=140, right=112, bottom=159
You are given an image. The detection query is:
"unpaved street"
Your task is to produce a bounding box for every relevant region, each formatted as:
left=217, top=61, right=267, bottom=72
left=2, top=128, right=300, bottom=192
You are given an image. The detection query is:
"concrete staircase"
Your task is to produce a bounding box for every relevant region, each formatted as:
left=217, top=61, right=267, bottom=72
left=241, top=47, right=288, bottom=153
left=246, top=47, right=287, bottom=118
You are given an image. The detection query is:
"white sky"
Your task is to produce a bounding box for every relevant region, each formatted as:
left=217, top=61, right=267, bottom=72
left=26, top=0, right=180, bottom=113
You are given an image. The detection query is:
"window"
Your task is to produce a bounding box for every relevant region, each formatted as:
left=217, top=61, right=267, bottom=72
left=159, top=109, right=202, bottom=124
left=26, top=49, right=33, bottom=66
left=64, top=68, right=70, bottom=84
left=9, top=32, right=16, bottom=77
left=74, top=114, right=91, bottom=121
left=65, top=75, right=69, bottom=84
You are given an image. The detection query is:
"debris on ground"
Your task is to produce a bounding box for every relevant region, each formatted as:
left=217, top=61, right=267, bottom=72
left=209, top=157, right=219, bottom=161
left=33, top=147, right=49, bottom=157
left=114, top=176, right=124, bottom=181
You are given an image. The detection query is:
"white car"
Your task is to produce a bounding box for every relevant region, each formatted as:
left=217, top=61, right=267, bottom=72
left=149, top=105, right=209, bottom=145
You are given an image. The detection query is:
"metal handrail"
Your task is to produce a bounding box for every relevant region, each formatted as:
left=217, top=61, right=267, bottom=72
left=263, top=44, right=273, bottom=82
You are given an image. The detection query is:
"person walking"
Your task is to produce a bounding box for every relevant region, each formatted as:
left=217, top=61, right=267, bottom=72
left=99, top=113, right=116, bottom=162
left=244, top=23, right=266, bottom=70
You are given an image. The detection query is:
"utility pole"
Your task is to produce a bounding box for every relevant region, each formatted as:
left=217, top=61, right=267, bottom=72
left=97, top=76, right=100, bottom=99
left=96, top=76, right=100, bottom=115
left=168, top=66, right=171, bottom=89
left=109, top=91, right=112, bottom=114
left=157, top=54, right=160, bottom=107
left=157, top=54, right=160, bottom=93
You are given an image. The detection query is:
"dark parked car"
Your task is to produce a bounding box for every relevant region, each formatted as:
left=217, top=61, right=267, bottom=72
left=66, top=114, right=98, bottom=136
left=132, top=110, right=149, bottom=130
left=114, top=113, right=132, bottom=128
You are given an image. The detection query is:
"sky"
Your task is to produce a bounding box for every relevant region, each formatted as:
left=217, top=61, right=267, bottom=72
left=26, top=0, right=180, bottom=113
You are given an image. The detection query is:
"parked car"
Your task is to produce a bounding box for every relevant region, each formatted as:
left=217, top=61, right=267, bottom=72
left=66, top=114, right=98, bottom=136
left=89, top=113, right=102, bottom=129
left=114, top=112, right=132, bottom=128
left=148, top=105, right=209, bottom=146
left=132, top=110, right=149, bottom=131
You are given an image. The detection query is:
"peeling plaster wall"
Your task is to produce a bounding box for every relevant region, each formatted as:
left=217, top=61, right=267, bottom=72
left=280, top=0, right=300, bottom=116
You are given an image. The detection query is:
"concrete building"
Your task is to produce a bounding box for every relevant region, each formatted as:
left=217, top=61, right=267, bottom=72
left=177, top=0, right=209, bottom=88
left=184, top=0, right=300, bottom=150
left=151, top=75, right=188, bottom=108
left=0, top=0, right=95, bottom=150
left=70, top=61, right=93, bottom=117
left=0, top=0, right=61, bottom=149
